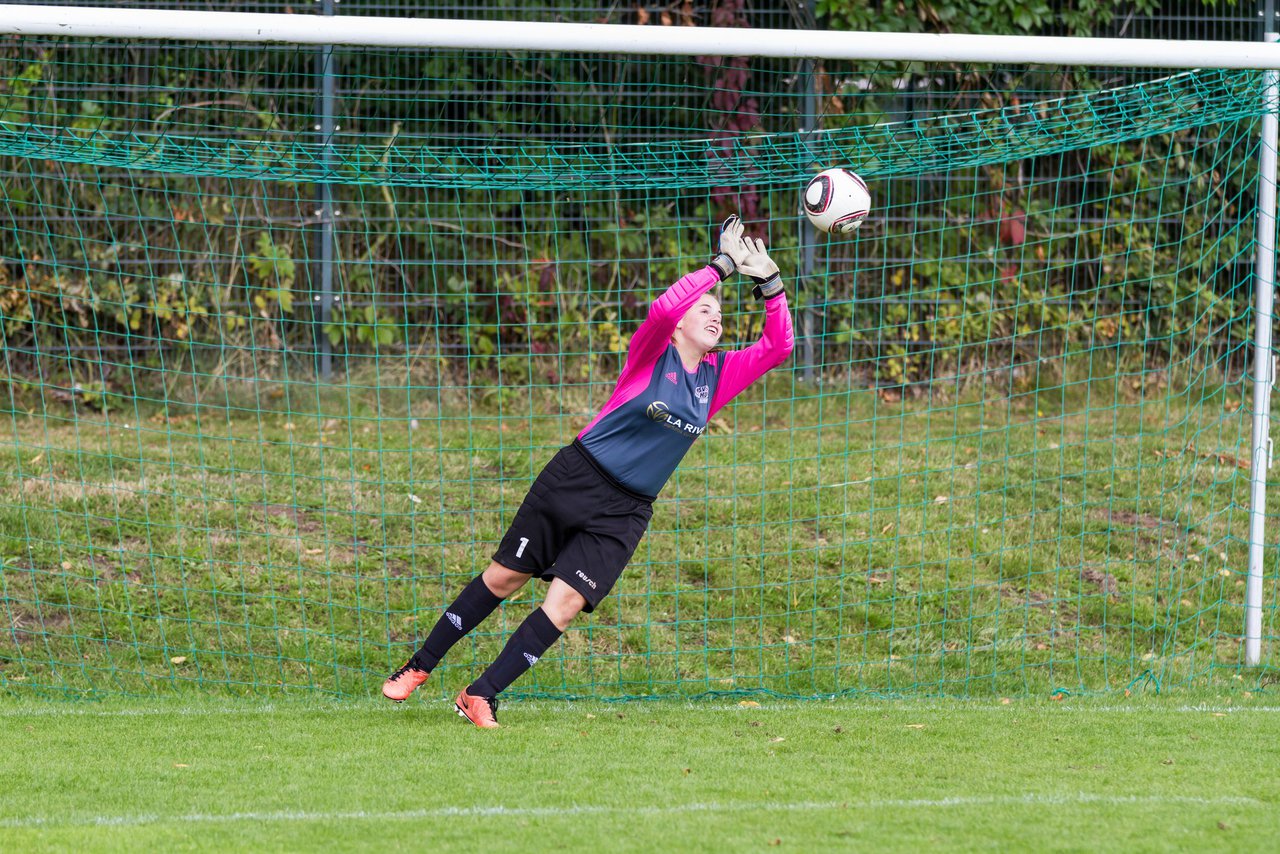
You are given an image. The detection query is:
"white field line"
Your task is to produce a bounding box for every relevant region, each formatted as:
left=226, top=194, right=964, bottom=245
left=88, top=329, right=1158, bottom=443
left=0, top=794, right=1266, bottom=830
left=1, top=702, right=1279, bottom=718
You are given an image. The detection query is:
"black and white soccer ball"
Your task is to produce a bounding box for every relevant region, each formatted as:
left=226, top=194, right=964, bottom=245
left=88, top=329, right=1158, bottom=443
left=803, top=168, right=871, bottom=234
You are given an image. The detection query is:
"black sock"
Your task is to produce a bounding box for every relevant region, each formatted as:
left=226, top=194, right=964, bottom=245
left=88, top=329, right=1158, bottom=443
left=411, top=574, right=503, bottom=672
left=468, top=607, right=562, bottom=698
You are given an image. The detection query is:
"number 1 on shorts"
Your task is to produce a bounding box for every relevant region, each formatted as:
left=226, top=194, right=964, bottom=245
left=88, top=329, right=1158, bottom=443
left=516, top=537, right=529, bottom=558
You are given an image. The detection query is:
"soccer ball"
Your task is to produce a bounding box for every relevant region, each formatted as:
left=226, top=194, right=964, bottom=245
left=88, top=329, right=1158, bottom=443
left=802, top=168, right=871, bottom=234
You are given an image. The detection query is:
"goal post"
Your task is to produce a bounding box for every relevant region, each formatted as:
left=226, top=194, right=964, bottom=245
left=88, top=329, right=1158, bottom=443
left=0, top=5, right=1275, bottom=698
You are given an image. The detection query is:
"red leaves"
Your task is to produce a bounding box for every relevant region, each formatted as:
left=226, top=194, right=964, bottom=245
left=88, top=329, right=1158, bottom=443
left=999, top=208, right=1027, bottom=246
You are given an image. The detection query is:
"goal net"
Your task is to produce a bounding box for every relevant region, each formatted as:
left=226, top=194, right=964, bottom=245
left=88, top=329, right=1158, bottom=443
left=0, top=11, right=1276, bottom=698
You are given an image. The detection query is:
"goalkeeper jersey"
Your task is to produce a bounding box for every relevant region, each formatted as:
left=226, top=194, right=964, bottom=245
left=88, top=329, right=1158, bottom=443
left=577, top=264, right=794, bottom=497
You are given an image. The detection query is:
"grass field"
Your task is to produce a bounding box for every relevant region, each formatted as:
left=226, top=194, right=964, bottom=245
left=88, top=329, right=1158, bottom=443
left=2, top=363, right=1278, bottom=851
left=2, top=695, right=1278, bottom=852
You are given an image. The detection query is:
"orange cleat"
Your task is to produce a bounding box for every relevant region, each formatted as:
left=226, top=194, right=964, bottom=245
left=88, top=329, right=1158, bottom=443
left=382, top=661, right=430, bottom=702
left=454, top=688, right=500, bottom=728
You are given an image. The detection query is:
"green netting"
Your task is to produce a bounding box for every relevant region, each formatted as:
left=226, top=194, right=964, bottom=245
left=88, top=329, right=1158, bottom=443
left=0, top=33, right=1277, bottom=699
left=0, top=63, right=1270, bottom=185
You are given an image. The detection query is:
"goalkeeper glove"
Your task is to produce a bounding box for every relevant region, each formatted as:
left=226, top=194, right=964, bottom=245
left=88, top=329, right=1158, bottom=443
left=737, top=235, right=783, bottom=300
left=710, top=214, right=748, bottom=280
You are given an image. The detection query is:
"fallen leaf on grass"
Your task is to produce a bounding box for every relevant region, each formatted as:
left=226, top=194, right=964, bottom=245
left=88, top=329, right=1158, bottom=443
left=1202, top=451, right=1250, bottom=471
left=170, top=656, right=187, bottom=665
left=738, top=700, right=760, bottom=708
left=905, top=724, right=926, bottom=729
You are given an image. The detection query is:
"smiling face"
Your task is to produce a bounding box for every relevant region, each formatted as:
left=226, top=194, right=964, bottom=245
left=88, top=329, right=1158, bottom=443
left=673, top=294, right=723, bottom=355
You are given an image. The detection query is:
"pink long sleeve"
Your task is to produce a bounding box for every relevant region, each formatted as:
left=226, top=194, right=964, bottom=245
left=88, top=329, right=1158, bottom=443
left=620, top=265, right=723, bottom=384
left=707, top=292, right=794, bottom=418
left=578, top=265, right=722, bottom=439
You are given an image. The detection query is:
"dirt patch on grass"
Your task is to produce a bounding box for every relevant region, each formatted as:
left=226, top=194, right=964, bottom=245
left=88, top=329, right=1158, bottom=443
left=258, top=503, right=324, bottom=534
left=6, top=604, right=74, bottom=646
left=1079, top=564, right=1120, bottom=596
left=1097, top=509, right=1188, bottom=552
left=999, top=585, right=1053, bottom=608
left=83, top=551, right=126, bottom=584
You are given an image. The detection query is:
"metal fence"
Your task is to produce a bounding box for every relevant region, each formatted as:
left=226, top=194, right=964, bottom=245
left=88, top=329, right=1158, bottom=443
left=0, top=2, right=1268, bottom=377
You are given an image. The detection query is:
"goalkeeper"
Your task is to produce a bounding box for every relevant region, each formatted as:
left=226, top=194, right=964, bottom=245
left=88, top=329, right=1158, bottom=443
left=382, top=216, right=794, bottom=727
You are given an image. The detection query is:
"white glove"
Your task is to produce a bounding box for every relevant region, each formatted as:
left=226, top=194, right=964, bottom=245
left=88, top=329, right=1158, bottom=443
left=738, top=235, right=783, bottom=300
left=720, top=215, right=751, bottom=266
left=710, top=215, right=749, bottom=279
left=737, top=235, right=779, bottom=279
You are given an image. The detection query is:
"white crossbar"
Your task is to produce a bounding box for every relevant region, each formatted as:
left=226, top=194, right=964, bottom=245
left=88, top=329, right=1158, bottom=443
left=3, top=4, right=1280, bottom=68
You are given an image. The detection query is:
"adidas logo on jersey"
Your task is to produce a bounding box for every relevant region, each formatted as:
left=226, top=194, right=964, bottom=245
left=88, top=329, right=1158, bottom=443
left=446, top=611, right=462, bottom=630
left=523, top=652, right=539, bottom=666
left=665, top=371, right=678, bottom=384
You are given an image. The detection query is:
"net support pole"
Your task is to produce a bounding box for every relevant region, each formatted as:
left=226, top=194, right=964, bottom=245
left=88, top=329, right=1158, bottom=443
left=1246, top=24, right=1279, bottom=667
left=315, top=0, right=338, bottom=380
left=794, top=0, right=821, bottom=384
left=797, top=55, right=819, bottom=383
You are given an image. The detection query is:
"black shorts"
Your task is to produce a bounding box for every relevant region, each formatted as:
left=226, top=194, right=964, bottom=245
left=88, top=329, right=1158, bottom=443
left=492, top=441, right=655, bottom=612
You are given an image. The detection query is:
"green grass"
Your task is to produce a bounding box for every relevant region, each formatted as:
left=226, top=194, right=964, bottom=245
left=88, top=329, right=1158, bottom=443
left=1, top=363, right=1277, bottom=699
left=1, top=696, right=1278, bottom=852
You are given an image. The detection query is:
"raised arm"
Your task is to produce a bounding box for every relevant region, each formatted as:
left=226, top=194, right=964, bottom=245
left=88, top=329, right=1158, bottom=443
left=621, top=265, right=724, bottom=378
left=708, top=232, right=795, bottom=416
left=708, top=292, right=794, bottom=417
left=616, top=217, right=745, bottom=384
